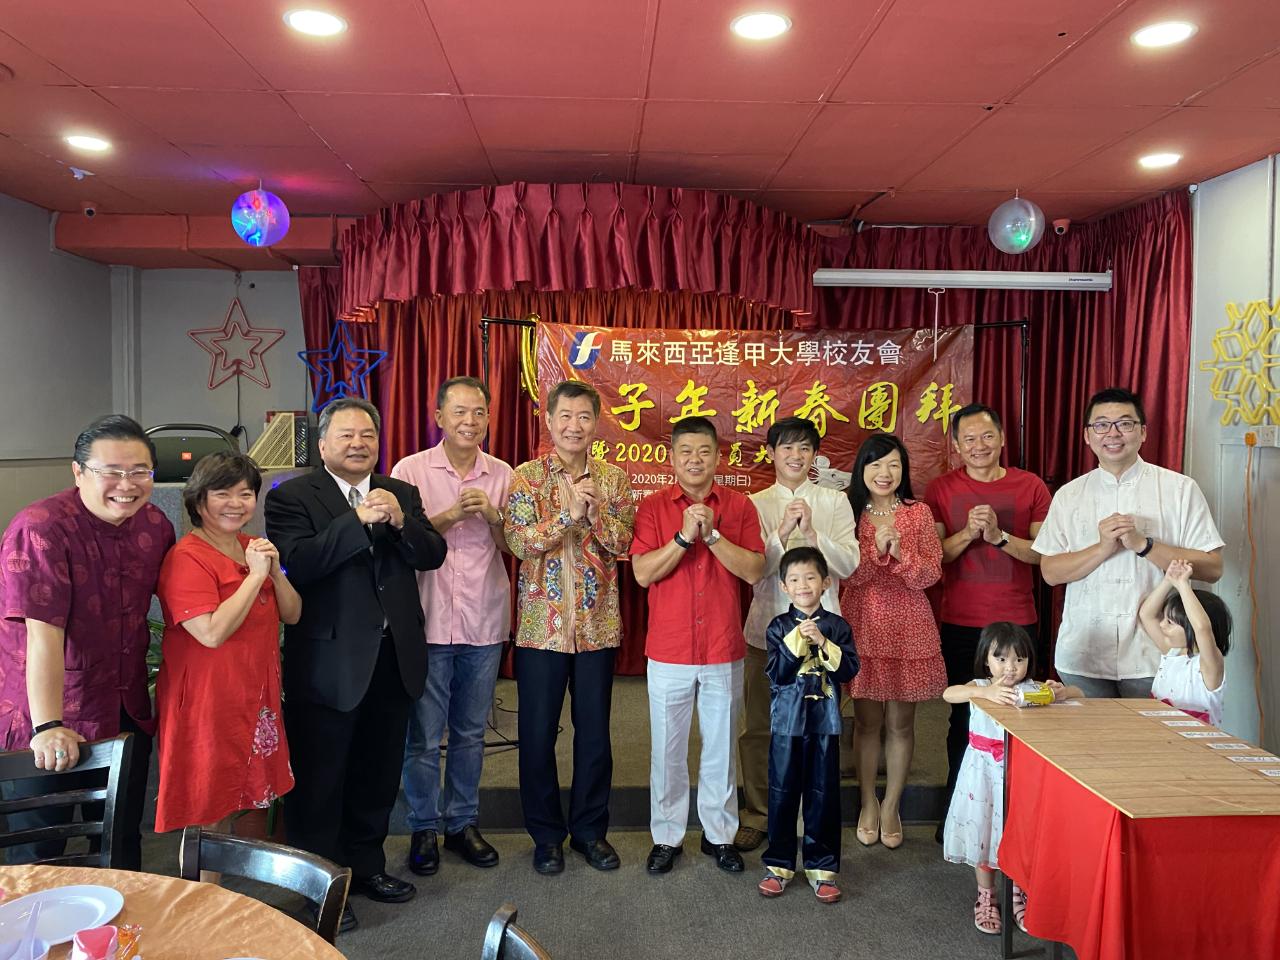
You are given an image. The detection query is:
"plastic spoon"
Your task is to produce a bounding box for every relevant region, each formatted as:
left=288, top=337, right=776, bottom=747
left=17, top=901, right=42, bottom=960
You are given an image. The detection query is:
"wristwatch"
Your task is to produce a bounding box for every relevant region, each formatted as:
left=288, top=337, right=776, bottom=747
left=488, top=509, right=505, bottom=526
left=704, top=528, right=722, bottom=547
left=1136, top=536, right=1155, bottom=557
left=994, top=531, right=1009, bottom=549
left=673, top=531, right=692, bottom=549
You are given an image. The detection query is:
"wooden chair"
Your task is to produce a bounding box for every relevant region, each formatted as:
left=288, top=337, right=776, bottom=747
left=179, top=826, right=350, bottom=944
left=0, top=733, right=134, bottom=867
left=481, top=904, right=552, bottom=960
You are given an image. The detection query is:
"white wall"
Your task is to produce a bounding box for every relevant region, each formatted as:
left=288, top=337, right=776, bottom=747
left=0, top=194, right=113, bottom=459
left=136, top=270, right=309, bottom=448
left=1189, top=157, right=1280, bottom=750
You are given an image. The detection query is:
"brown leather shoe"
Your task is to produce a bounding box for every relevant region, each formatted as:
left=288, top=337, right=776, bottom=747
left=734, top=826, right=767, bottom=852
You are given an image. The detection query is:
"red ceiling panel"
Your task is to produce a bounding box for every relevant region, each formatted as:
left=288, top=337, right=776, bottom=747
left=1037, top=107, right=1280, bottom=192
left=906, top=105, right=1171, bottom=191
left=647, top=0, right=882, bottom=102
left=258, top=177, right=387, bottom=216
left=832, top=0, right=1121, bottom=105
left=428, top=0, right=650, bottom=99
left=755, top=189, right=881, bottom=222
left=858, top=190, right=1009, bottom=225
left=0, top=31, right=78, bottom=86
left=0, top=1, right=263, bottom=89
left=771, top=104, right=988, bottom=190
left=467, top=98, right=640, bottom=153
left=190, top=0, right=459, bottom=94
left=1016, top=0, right=1280, bottom=107
left=365, top=182, right=489, bottom=205
left=639, top=101, right=815, bottom=154
left=285, top=93, right=490, bottom=183
left=485, top=151, right=632, bottom=185
left=181, top=144, right=358, bottom=184
left=0, top=166, right=165, bottom=214
left=634, top=152, right=782, bottom=190
left=0, top=85, right=156, bottom=140
left=22, top=135, right=220, bottom=180
left=98, top=90, right=322, bottom=148
left=1192, top=53, right=1280, bottom=110
left=98, top=178, right=244, bottom=216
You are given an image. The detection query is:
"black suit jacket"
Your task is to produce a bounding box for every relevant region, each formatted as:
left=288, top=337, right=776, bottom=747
left=265, top=469, right=447, bottom=712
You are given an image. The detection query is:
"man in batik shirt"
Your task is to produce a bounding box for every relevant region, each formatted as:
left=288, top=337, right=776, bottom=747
left=504, top=380, right=635, bottom=876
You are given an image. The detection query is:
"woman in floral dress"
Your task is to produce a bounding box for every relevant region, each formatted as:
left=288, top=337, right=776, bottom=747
left=154, top=452, right=300, bottom=839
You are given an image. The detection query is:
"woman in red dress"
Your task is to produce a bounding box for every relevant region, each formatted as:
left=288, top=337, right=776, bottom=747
left=154, top=452, right=301, bottom=844
left=839, top=434, right=943, bottom=850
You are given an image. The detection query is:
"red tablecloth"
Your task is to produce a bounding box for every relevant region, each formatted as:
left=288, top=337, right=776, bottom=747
left=998, top=739, right=1280, bottom=960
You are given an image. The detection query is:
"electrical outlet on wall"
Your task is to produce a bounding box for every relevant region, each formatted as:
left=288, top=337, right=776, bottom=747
left=1245, top=425, right=1280, bottom=448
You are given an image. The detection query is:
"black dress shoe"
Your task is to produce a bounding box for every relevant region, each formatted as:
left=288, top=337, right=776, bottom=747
left=533, top=842, right=565, bottom=875
left=645, top=843, right=683, bottom=874
left=569, top=837, right=621, bottom=871
left=407, top=829, right=439, bottom=876
left=444, top=825, right=499, bottom=868
left=700, top=835, right=745, bottom=872
left=305, top=899, right=357, bottom=934
left=350, top=872, right=417, bottom=903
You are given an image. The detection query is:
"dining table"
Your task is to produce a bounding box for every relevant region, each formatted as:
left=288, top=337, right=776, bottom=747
left=0, top=865, right=344, bottom=960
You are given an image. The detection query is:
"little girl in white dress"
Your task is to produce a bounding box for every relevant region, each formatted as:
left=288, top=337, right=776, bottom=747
left=942, top=622, right=1083, bottom=935
left=1138, top=558, right=1232, bottom=726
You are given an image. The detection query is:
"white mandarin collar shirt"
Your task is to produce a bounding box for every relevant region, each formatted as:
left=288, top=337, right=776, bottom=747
left=1033, top=457, right=1224, bottom=680
left=325, top=467, right=371, bottom=505
left=743, top=480, right=860, bottom=649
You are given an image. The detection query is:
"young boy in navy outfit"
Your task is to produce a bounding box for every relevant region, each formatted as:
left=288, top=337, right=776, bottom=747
left=758, top=545, right=858, bottom=903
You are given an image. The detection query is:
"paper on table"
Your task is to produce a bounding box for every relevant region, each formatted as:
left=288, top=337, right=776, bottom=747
left=1140, top=710, right=1185, bottom=717
left=1227, top=755, right=1280, bottom=763
left=1163, top=720, right=1205, bottom=727
left=1255, top=768, right=1280, bottom=778
left=1206, top=742, right=1252, bottom=750
left=1180, top=731, right=1230, bottom=738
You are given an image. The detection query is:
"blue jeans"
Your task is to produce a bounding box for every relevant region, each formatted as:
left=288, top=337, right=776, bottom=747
left=402, top=642, right=503, bottom=834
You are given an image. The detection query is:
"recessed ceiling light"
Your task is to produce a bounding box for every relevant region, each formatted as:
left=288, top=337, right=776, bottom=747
left=1139, top=152, right=1181, bottom=169
left=284, top=9, right=347, bottom=36
left=731, top=12, right=791, bottom=40
left=1131, top=21, right=1196, bottom=48
left=64, top=134, right=111, bottom=152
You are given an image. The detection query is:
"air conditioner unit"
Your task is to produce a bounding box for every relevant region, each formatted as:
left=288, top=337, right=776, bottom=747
left=248, top=411, right=310, bottom=468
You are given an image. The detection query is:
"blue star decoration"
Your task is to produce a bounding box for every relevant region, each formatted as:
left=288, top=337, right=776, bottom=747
left=298, top=321, right=389, bottom=412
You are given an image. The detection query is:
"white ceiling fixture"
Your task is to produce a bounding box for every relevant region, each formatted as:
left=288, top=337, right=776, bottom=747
left=64, top=134, right=111, bottom=152
left=812, top=268, right=1113, bottom=291
left=731, top=12, right=791, bottom=40
left=1131, top=21, right=1197, bottom=48
left=1139, top=152, right=1181, bottom=169
left=284, top=9, right=348, bottom=36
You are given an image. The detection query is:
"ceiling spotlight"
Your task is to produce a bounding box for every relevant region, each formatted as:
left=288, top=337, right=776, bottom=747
left=1131, top=21, right=1196, bottom=48
left=284, top=9, right=347, bottom=36
left=731, top=12, right=791, bottom=40
left=64, top=134, right=111, bottom=152
left=1139, top=152, right=1181, bottom=169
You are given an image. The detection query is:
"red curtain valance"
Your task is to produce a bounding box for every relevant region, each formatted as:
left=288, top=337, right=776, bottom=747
left=336, top=181, right=820, bottom=323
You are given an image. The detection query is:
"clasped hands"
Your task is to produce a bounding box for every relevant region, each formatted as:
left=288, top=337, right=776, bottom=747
left=1097, top=513, right=1148, bottom=553
left=965, top=504, right=1004, bottom=545
left=680, top=503, right=716, bottom=543
left=244, top=537, right=283, bottom=577
left=873, top=521, right=902, bottom=559
left=356, top=489, right=405, bottom=529
left=449, top=487, right=502, bottom=526
left=776, top=498, right=814, bottom=542
left=566, top=475, right=600, bottom=525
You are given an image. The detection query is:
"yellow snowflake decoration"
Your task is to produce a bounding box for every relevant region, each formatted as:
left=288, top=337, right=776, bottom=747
left=1198, top=299, right=1280, bottom=425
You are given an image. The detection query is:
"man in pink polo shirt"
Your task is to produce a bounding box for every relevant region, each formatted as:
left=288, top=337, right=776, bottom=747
left=391, top=376, right=513, bottom=876
left=632, top=416, right=766, bottom=876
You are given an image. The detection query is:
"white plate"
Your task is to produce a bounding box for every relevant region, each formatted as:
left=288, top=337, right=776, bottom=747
left=0, top=886, right=124, bottom=946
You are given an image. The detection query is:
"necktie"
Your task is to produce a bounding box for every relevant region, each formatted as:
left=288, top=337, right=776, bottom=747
left=348, top=487, right=362, bottom=509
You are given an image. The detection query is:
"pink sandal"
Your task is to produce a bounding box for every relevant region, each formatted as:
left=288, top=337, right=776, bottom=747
left=1012, top=884, right=1028, bottom=932
left=974, top=887, right=1001, bottom=934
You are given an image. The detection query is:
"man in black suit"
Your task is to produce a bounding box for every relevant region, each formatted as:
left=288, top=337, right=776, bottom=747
left=266, top=397, right=446, bottom=933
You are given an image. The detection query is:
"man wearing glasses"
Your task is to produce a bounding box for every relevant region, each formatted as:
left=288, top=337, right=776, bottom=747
left=0, top=415, right=175, bottom=867
left=1034, top=387, right=1224, bottom=698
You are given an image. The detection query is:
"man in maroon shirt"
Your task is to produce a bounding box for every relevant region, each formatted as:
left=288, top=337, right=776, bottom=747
left=922, top=403, right=1050, bottom=840
left=632, top=417, right=765, bottom=876
left=0, top=415, right=176, bottom=867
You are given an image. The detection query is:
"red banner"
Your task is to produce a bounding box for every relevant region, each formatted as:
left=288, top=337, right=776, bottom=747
left=536, top=323, right=974, bottom=501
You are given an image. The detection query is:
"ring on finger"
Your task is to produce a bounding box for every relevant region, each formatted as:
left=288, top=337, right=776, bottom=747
left=55, top=749, right=67, bottom=759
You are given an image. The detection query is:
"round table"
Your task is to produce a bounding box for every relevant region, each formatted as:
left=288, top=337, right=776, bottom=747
left=0, top=865, right=343, bottom=960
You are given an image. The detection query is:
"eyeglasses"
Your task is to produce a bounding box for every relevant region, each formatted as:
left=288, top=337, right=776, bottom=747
left=82, top=465, right=155, bottom=483
left=1087, top=418, right=1142, bottom=436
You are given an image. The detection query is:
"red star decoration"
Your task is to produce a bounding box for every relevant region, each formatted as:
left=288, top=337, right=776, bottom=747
left=187, top=297, right=286, bottom=389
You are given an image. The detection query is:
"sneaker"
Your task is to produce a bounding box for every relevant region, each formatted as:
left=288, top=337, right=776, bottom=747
left=814, top=880, right=842, bottom=903
left=757, top=875, right=787, bottom=898
left=974, top=887, right=1001, bottom=935
left=1012, top=884, right=1028, bottom=932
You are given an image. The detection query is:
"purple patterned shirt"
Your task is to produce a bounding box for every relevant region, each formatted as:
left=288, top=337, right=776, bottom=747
left=0, top=487, right=175, bottom=749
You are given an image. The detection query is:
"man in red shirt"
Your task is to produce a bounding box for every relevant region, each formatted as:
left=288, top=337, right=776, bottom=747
left=923, top=403, right=1051, bottom=840
left=632, top=416, right=765, bottom=876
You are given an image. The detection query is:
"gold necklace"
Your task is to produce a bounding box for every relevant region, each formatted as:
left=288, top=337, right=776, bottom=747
left=865, top=498, right=901, bottom=517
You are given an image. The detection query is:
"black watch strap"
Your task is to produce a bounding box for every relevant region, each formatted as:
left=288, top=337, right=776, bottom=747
left=1136, top=536, right=1155, bottom=557
left=32, top=719, right=65, bottom=734
left=673, top=531, right=692, bottom=549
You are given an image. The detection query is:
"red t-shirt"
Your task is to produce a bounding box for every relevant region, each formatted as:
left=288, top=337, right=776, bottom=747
left=632, top=484, right=765, bottom=665
left=923, top=467, right=1052, bottom=627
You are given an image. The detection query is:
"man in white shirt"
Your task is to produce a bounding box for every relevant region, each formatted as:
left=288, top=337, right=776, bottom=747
left=736, top=417, right=859, bottom=851
left=1034, top=387, right=1224, bottom=698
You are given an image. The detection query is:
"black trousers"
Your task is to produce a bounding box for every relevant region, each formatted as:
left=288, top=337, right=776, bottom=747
left=515, top=646, right=615, bottom=846
left=2, top=710, right=151, bottom=869
left=939, top=622, right=1040, bottom=813
left=283, top=635, right=412, bottom=879
left=761, top=732, right=842, bottom=879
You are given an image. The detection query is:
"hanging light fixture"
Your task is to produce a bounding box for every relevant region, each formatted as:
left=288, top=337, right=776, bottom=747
left=987, top=193, right=1045, bottom=255
left=230, top=188, right=291, bottom=247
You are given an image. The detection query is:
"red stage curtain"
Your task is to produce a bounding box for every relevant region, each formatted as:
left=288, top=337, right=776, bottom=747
left=298, top=189, right=1192, bottom=675
left=336, top=182, right=821, bottom=322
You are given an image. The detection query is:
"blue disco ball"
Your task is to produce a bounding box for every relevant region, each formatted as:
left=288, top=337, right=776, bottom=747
left=231, top=189, right=290, bottom=247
